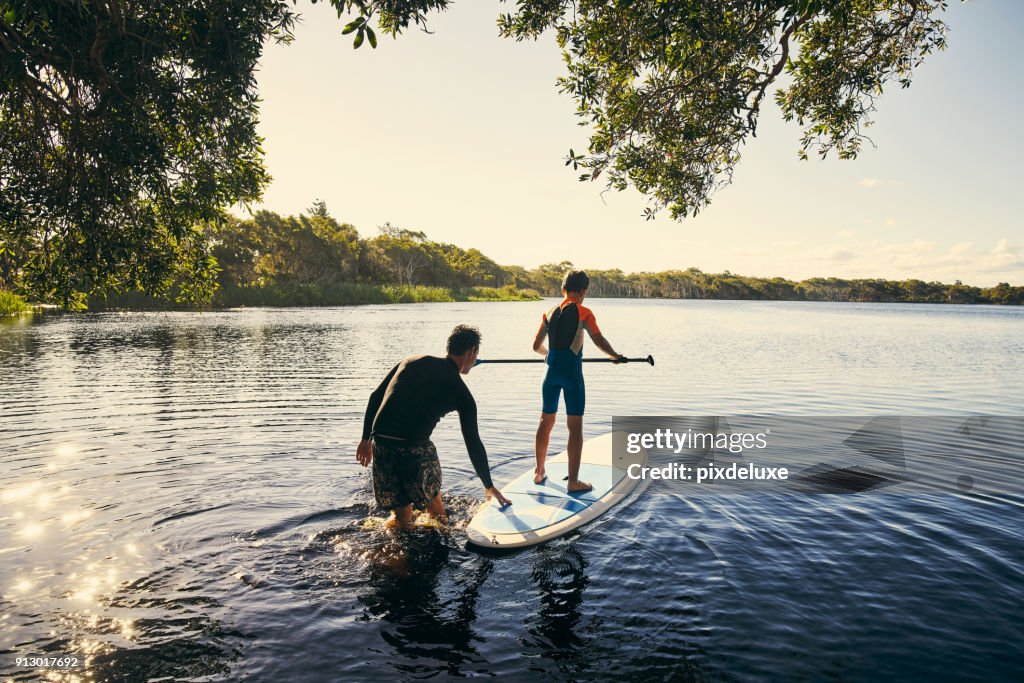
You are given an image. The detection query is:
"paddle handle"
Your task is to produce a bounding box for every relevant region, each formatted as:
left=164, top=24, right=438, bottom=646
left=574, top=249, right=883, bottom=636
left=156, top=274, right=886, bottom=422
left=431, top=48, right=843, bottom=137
left=477, top=355, right=654, bottom=366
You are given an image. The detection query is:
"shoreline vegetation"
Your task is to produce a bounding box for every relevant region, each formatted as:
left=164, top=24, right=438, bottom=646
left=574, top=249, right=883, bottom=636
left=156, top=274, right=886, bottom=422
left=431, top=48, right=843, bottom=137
left=0, top=290, right=31, bottom=317
left=3, top=208, right=1022, bottom=312
left=92, top=283, right=541, bottom=310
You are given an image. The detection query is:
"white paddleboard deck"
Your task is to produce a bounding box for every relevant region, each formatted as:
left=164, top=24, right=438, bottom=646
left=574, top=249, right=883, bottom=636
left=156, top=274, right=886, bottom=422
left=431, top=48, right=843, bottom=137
left=466, top=432, right=646, bottom=548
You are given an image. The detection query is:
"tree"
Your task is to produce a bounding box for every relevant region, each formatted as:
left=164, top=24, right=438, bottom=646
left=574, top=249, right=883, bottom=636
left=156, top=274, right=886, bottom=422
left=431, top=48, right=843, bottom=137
left=434, top=244, right=505, bottom=287
left=0, top=1, right=300, bottom=305
left=370, top=225, right=434, bottom=285
left=495, top=0, right=952, bottom=219
left=1, top=0, right=959, bottom=305
left=983, top=283, right=1024, bottom=306
left=308, top=199, right=330, bottom=217
left=211, top=216, right=264, bottom=287
left=377, top=222, right=427, bottom=242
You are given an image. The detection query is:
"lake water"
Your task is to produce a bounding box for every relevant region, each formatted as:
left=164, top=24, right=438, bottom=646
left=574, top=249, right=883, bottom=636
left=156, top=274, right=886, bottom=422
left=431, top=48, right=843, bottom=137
left=1, top=299, right=1023, bottom=681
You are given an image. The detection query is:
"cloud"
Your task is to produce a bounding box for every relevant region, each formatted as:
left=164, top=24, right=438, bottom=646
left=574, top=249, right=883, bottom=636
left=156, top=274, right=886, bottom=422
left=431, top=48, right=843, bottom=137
left=873, top=239, right=936, bottom=256
left=985, top=239, right=1023, bottom=272
left=828, top=249, right=856, bottom=262
left=858, top=178, right=904, bottom=188
left=795, top=238, right=1023, bottom=285
left=992, top=239, right=1013, bottom=255
left=861, top=217, right=898, bottom=227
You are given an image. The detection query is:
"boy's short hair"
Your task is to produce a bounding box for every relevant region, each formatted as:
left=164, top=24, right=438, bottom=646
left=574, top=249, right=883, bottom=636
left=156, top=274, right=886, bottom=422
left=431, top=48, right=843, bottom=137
left=562, top=270, right=590, bottom=293
left=447, top=324, right=482, bottom=355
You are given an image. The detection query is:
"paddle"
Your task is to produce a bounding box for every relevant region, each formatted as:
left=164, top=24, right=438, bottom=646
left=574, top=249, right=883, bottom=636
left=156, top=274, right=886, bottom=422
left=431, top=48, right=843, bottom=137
left=476, top=354, right=654, bottom=366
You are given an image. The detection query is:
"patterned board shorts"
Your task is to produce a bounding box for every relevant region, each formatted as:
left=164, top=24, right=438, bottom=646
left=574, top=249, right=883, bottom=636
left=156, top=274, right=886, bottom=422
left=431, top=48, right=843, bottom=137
left=371, top=440, right=443, bottom=510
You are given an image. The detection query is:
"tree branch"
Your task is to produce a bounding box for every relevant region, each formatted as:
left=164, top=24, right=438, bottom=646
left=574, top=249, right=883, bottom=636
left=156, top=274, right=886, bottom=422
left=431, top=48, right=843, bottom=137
left=748, top=13, right=809, bottom=134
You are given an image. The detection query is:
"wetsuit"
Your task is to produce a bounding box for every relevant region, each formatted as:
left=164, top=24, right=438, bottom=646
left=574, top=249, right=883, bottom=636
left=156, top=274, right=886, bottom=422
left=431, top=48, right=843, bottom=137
left=541, top=299, right=601, bottom=416
left=361, top=355, right=493, bottom=508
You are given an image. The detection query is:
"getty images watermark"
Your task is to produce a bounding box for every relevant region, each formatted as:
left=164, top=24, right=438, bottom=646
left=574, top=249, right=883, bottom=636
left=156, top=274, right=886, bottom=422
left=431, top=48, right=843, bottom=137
left=624, top=427, right=787, bottom=483
left=612, top=416, right=1024, bottom=494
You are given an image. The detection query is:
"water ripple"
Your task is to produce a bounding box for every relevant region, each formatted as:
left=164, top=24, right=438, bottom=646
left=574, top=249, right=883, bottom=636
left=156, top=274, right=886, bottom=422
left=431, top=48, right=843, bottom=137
left=2, top=302, right=1023, bottom=680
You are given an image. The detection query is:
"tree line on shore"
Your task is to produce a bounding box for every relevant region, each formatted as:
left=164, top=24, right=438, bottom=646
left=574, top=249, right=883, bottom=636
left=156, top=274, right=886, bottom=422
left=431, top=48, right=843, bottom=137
left=578, top=270, right=1024, bottom=305
left=208, top=207, right=1020, bottom=306
left=2, top=205, right=1021, bottom=311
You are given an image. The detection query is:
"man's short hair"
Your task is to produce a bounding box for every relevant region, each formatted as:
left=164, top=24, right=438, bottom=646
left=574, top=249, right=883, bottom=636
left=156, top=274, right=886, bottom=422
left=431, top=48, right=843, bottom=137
left=562, top=269, right=590, bottom=293
left=447, top=324, right=482, bottom=355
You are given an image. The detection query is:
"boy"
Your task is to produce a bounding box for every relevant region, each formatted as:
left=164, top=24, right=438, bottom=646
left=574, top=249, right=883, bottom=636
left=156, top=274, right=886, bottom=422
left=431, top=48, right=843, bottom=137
left=532, top=270, right=624, bottom=492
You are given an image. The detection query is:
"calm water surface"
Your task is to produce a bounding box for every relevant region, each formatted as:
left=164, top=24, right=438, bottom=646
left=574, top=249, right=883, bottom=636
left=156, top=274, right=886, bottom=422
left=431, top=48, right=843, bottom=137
left=1, top=300, right=1023, bottom=681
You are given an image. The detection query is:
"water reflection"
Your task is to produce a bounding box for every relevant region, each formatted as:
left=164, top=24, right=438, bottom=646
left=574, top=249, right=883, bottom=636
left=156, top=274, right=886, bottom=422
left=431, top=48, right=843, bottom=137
left=526, top=545, right=590, bottom=673
left=357, top=528, right=495, bottom=677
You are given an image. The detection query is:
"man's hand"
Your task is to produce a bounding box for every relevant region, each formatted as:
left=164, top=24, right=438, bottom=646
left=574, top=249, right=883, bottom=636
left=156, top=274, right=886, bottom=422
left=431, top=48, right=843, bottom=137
left=356, top=439, right=373, bottom=467
left=485, top=486, right=512, bottom=507
left=612, top=354, right=627, bottom=364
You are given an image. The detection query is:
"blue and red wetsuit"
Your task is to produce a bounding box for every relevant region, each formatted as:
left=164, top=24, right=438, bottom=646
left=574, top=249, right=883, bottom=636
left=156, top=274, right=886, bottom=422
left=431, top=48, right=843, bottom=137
left=541, top=298, right=601, bottom=416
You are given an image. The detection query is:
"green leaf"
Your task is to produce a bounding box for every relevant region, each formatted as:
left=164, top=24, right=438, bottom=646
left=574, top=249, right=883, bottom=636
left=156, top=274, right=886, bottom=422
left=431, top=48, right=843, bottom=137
left=366, top=26, right=377, bottom=48
left=342, top=17, right=364, bottom=35
left=353, top=27, right=365, bottom=49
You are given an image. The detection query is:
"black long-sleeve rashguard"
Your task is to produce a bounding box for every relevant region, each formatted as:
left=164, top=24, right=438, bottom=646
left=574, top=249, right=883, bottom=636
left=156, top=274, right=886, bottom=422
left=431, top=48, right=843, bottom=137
left=361, top=355, right=494, bottom=489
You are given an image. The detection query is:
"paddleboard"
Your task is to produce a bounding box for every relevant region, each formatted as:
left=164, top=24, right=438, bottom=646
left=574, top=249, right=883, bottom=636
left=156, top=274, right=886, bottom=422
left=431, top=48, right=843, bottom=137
left=466, top=431, right=647, bottom=548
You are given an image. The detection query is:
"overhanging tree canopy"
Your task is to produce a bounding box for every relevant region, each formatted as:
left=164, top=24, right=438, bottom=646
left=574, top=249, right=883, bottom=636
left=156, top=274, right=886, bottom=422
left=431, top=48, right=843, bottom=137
left=0, top=0, right=297, bottom=305
left=0, top=0, right=956, bottom=305
left=493, top=0, right=951, bottom=219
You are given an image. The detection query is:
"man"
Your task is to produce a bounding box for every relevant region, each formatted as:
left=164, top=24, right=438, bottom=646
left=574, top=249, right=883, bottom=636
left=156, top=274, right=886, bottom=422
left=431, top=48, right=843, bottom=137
left=532, top=270, right=624, bottom=492
left=357, top=324, right=512, bottom=527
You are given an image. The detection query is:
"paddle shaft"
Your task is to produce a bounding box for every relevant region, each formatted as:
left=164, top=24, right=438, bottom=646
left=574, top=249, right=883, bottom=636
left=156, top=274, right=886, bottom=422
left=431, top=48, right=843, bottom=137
left=477, top=354, right=654, bottom=366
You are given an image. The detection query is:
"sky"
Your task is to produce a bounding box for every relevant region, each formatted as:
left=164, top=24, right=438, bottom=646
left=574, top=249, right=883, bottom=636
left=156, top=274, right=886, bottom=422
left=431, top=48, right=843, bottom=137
left=253, top=1, right=1024, bottom=286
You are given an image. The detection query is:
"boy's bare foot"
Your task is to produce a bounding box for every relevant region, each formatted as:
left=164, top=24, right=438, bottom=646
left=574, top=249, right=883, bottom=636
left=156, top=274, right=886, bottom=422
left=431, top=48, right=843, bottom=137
left=533, top=468, right=547, bottom=484
left=567, top=480, right=593, bottom=493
